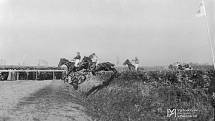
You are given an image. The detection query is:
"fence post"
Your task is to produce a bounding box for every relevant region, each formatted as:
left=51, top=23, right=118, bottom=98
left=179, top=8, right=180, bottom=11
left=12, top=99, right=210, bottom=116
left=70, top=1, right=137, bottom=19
left=27, top=71, right=29, bottom=80
left=53, top=71, right=55, bottom=80
left=17, top=72, right=19, bottom=80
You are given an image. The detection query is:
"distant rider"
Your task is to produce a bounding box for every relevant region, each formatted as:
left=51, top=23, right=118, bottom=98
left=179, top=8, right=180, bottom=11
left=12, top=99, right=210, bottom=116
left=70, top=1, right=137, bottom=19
left=73, top=52, right=81, bottom=68
left=89, top=53, right=99, bottom=70
left=175, top=62, right=183, bottom=70
left=132, top=57, right=139, bottom=71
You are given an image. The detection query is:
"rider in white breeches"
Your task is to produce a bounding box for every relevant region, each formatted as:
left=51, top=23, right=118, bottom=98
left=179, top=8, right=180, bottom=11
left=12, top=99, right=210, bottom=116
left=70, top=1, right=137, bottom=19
left=75, top=59, right=80, bottom=67
left=92, top=56, right=99, bottom=66
left=89, top=53, right=99, bottom=68
left=132, top=57, right=139, bottom=71
left=73, top=52, right=81, bottom=67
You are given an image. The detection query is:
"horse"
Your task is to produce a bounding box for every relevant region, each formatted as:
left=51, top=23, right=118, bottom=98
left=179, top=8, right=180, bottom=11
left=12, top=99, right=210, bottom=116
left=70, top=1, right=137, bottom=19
left=92, top=62, right=117, bottom=75
left=168, top=63, right=192, bottom=71
left=78, top=56, right=117, bottom=75
left=123, top=59, right=135, bottom=71
left=58, top=58, right=76, bottom=74
left=77, top=56, right=93, bottom=71
left=58, top=57, right=118, bottom=92
left=58, top=58, right=74, bottom=83
left=183, top=64, right=193, bottom=70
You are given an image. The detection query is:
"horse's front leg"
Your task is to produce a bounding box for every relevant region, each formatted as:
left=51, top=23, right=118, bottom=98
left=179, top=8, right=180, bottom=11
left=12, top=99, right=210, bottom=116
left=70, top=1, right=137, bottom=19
left=91, top=70, right=96, bottom=75
left=128, top=66, right=132, bottom=71
left=91, top=64, right=98, bottom=75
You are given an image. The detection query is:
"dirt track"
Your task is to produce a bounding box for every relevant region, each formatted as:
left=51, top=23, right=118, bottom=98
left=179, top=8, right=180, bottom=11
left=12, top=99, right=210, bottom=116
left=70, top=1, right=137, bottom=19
left=0, top=80, right=92, bottom=121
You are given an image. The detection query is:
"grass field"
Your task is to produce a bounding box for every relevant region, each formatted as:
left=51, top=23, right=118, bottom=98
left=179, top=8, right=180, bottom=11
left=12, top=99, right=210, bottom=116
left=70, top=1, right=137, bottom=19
left=0, top=80, right=52, bottom=120
left=81, top=67, right=215, bottom=121
left=0, top=80, right=92, bottom=121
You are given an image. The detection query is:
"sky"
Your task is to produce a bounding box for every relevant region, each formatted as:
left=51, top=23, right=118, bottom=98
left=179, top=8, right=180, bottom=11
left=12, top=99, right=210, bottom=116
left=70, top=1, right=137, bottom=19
left=0, top=0, right=214, bottom=66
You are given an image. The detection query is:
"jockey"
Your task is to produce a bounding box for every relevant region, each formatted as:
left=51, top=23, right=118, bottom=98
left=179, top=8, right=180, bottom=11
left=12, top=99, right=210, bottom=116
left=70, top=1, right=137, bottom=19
left=73, top=52, right=81, bottom=67
left=89, top=53, right=99, bottom=69
left=132, top=57, right=139, bottom=71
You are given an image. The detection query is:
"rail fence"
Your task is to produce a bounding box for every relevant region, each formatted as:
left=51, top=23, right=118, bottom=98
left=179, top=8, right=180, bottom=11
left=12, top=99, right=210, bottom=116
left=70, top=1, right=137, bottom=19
left=0, top=69, right=66, bottom=81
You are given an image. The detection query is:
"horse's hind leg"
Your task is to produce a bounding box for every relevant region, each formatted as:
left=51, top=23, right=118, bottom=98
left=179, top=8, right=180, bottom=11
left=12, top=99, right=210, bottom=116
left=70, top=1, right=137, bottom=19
left=64, top=77, right=68, bottom=83
left=131, top=65, right=135, bottom=71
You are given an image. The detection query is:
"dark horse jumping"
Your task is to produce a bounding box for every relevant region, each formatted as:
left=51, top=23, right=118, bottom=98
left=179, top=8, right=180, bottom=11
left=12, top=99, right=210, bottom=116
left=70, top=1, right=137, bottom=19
left=58, top=57, right=119, bottom=96
left=58, top=58, right=86, bottom=89
left=58, top=58, right=76, bottom=74
left=58, top=57, right=117, bottom=75
left=123, top=59, right=135, bottom=71
left=79, top=56, right=118, bottom=75
left=78, top=56, right=119, bottom=97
